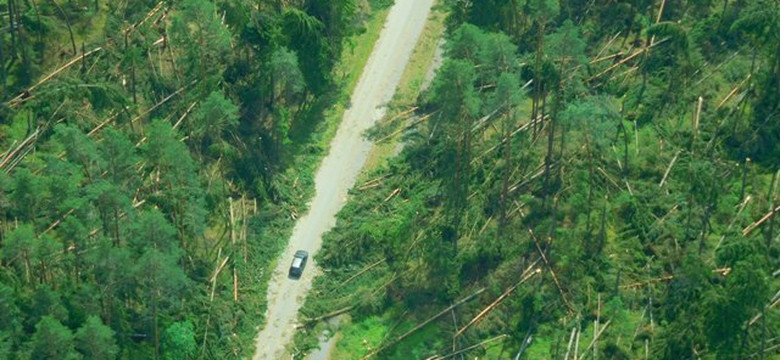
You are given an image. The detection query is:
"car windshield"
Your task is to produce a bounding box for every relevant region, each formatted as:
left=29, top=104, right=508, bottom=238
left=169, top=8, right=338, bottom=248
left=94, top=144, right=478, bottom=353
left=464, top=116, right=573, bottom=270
left=292, top=258, right=303, bottom=268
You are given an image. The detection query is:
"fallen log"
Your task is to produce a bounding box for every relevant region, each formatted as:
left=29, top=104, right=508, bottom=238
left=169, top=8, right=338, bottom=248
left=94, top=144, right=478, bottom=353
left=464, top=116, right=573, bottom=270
left=357, top=175, right=387, bottom=190
left=715, top=195, right=751, bottom=250
left=0, top=128, right=40, bottom=170
left=125, top=1, right=165, bottom=35
left=588, top=39, right=668, bottom=81
left=742, top=205, right=780, bottom=236
left=337, top=258, right=386, bottom=289
left=592, top=32, right=621, bottom=61
left=581, top=320, right=611, bottom=356
left=529, top=228, right=575, bottom=313
left=659, top=150, right=681, bottom=187
left=384, top=188, right=401, bottom=202
left=375, top=110, right=433, bottom=144
left=454, top=261, right=540, bottom=337
left=8, top=48, right=103, bottom=106
left=360, top=288, right=486, bottom=360
left=41, top=209, right=75, bottom=235
left=622, top=268, right=731, bottom=289
left=130, top=80, right=197, bottom=124
left=173, top=101, right=199, bottom=130
left=430, top=334, right=508, bottom=360
left=297, top=306, right=356, bottom=328
left=716, top=74, right=751, bottom=110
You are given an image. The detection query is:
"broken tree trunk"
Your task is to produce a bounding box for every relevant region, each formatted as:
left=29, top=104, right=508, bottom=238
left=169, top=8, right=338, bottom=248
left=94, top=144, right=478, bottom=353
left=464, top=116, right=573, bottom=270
left=131, top=80, right=197, bottom=124
left=716, top=195, right=751, bottom=250
left=210, top=251, right=229, bottom=301
left=0, top=128, right=39, bottom=170
left=87, top=113, right=120, bottom=137
left=430, top=334, right=508, bottom=360
left=659, top=151, right=681, bottom=188
left=375, top=109, right=431, bottom=144
left=592, top=32, right=622, bottom=61
left=588, top=39, right=668, bottom=82
left=360, top=288, right=486, bottom=360
left=337, top=258, right=386, bottom=289
left=564, top=327, right=577, bottom=360
left=693, top=96, right=703, bottom=138
left=229, top=197, right=239, bottom=302
left=297, top=306, right=357, bottom=328
left=574, top=326, right=581, bottom=360
left=582, top=320, right=611, bottom=357
left=8, top=48, right=103, bottom=106
left=529, top=228, right=574, bottom=313
left=716, top=74, right=751, bottom=110
left=743, top=205, right=780, bottom=236
left=454, top=261, right=540, bottom=337
left=173, top=102, right=198, bottom=130
left=125, top=1, right=165, bottom=35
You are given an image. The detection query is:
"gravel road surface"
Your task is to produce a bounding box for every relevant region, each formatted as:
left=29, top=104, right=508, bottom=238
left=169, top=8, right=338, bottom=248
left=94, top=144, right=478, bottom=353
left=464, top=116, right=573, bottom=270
left=251, top=0, right=435, bottom=358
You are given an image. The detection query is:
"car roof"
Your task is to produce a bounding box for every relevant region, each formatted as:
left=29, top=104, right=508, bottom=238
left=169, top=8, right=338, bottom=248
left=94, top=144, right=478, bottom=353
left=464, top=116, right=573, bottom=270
left=294, top=250, right=308, bottom=258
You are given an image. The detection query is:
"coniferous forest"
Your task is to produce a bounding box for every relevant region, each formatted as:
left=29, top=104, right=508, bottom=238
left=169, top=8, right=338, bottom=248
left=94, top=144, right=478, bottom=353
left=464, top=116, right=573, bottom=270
left=0, top=0, right=363, bottom=358
left=1, top=0, right=780, bottom=359
left=294, top=0, right=780, bottom=359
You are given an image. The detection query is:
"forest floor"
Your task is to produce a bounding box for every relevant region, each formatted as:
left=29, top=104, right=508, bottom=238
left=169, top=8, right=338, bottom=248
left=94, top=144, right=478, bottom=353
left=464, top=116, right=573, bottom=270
left=250, top=0, right=436, bottom=358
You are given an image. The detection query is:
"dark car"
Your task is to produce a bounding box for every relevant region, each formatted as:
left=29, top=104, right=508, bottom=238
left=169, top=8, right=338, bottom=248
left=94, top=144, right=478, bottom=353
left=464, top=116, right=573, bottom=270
left=288, top=250, right=309, bottom=278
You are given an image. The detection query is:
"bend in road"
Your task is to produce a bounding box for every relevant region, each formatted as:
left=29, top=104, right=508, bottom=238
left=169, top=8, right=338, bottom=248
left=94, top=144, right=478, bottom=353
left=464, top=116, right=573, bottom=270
left=252, top=0, right=436, bottom=358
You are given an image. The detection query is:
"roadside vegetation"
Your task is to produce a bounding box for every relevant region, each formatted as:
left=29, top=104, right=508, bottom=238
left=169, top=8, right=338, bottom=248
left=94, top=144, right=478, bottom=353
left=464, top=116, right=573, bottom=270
left=0, top=0, right=388, bottom=359
left=297, top=0, right=780, bottom=359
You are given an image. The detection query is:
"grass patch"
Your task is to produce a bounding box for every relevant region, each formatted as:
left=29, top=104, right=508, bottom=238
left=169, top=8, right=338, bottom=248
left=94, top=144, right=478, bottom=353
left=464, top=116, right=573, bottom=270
left=361, top=1, right=447, bottom=175
left=331, top=316, right=389, bottom=359
left=327, top=310, right=446, bottom=359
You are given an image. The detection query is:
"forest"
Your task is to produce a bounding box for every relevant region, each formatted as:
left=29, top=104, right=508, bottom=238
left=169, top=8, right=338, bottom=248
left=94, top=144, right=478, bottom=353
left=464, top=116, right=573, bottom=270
left=1, top=0, right=779, bottom=359
left=293, top=0, right=780, bottom=359
left=0, top=0, right=368, bottom=358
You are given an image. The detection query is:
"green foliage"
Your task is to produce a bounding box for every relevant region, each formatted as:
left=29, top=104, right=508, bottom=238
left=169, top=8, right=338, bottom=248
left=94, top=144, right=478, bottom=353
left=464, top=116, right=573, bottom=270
left=74, top=316, right=118, bottom=360
left=297, top=1, right=780, bottom=359
left=369, top=0, right=395, bottom=10
left=162, top=320, right=197, bottom=360
left=527, top=0, right=560, bottom=22
left=28, top=316, right=80, bottom=360
left=170, top=0, right=232, bottom=80
left=191, top=90, right=240, bottom=151
left=0, top=0, right=370, bottom=358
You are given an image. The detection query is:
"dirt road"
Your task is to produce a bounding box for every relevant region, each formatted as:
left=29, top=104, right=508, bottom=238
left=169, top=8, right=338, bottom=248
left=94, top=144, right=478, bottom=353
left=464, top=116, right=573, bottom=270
left=251, top=0, right=435, bottom=358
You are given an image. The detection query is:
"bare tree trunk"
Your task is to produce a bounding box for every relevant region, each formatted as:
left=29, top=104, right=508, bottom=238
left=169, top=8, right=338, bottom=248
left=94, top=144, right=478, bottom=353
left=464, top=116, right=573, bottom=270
left=532, top=21, right=546, bottom=136
left=699, top=207, right=711, bottom=255
left=1, top=31, right=5, bottom=97
left=765, top=171, right=777, bottom=250
left=585, top=131, right=595, bottom=246
left=757, top=303, right=766, bottom=360
left=718, top=0, right=728, bottom=28
left=598, top=196, right=607, bottom=252
left=8, top=0, right=17, bottom=59
left=152, top=269, right=160, bottom=359
left=500, top=111, right=514, bottom=226
left=740, top=157, right=751, bottom=201
left=685, top=192, right=694, bottom=241
left=48, top=0, right=78, bottom=55
left=13, top=0, right=27, bottom=68
left=543, top=90, right=556, bottom=208
left=29, top=0, right=42, bottom=51
left=618, top=119, right=629, bottom=176
left=124, top=33, right=138, bottom=104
